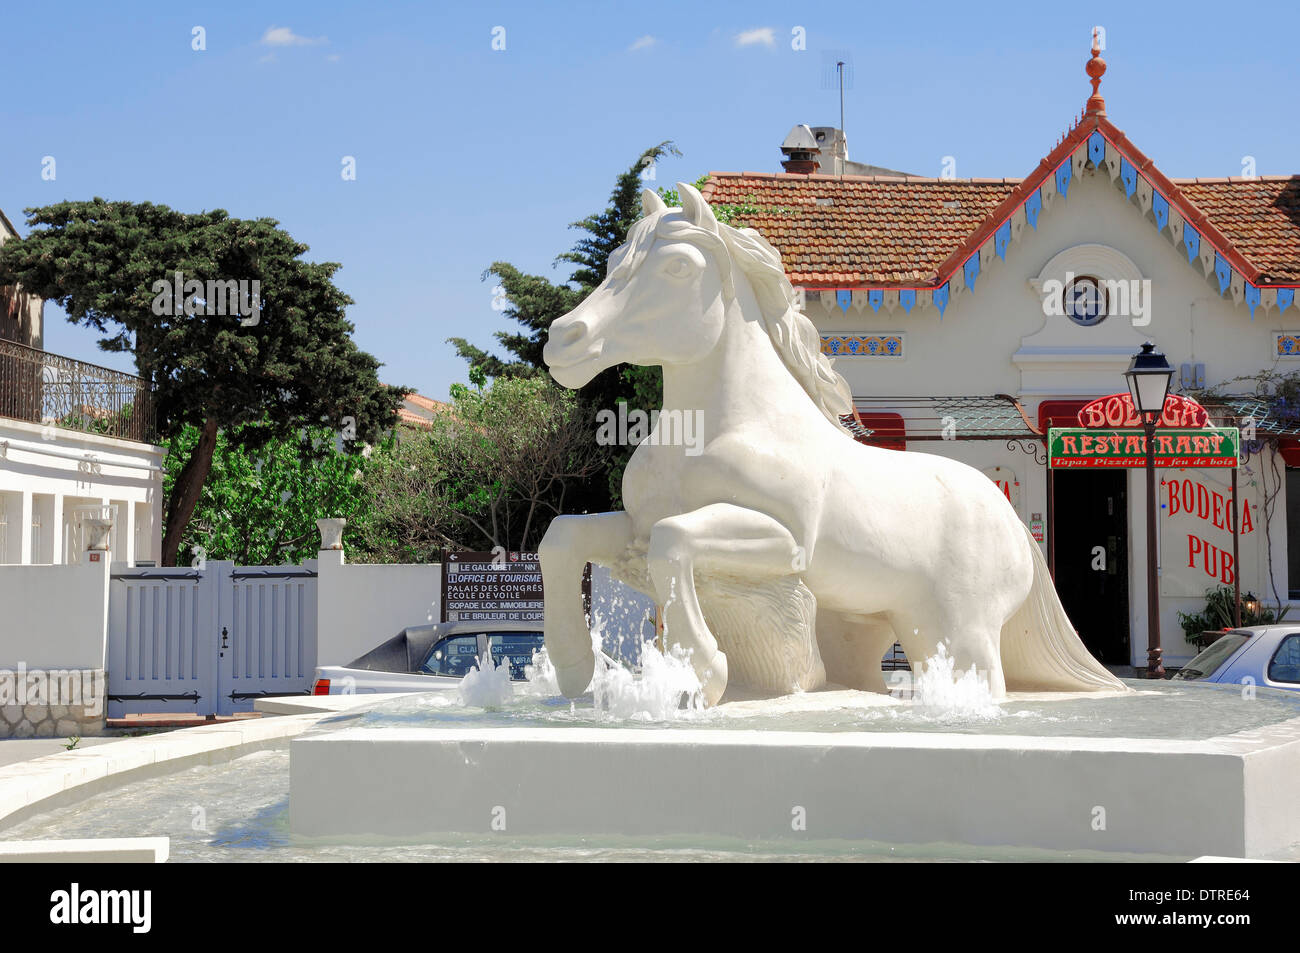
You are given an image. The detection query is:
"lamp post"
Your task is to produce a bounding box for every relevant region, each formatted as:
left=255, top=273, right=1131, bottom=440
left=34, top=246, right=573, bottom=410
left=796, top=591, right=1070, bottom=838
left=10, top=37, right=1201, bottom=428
left=1125, top=342, right=1175, bottom=679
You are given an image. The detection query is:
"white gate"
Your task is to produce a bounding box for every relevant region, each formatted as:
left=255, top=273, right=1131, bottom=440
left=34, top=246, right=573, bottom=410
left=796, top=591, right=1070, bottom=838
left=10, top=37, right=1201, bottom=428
left=218, top=564, right=318, bottom=715
left=108, top=560, right=318, bottom=717
left=108, top=565, right=214, bottom=716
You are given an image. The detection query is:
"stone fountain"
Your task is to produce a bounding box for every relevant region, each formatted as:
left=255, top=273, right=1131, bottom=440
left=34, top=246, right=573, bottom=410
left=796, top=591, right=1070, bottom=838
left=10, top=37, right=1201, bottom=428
left=290, top=186, right=1300, bottom=859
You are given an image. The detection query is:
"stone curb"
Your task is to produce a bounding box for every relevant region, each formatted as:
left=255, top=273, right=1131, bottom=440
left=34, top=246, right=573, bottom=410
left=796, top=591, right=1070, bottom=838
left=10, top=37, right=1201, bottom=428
left=0, top=711, right=330, bottom=833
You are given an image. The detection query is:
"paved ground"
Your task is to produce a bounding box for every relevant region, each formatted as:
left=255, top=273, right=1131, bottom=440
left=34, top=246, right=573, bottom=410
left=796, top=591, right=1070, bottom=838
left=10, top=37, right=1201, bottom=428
left=107, top=712, right=261, bottom=730
left=0, top=736, right=119, bottom=768
left=0, top=714, right=262, bottom=769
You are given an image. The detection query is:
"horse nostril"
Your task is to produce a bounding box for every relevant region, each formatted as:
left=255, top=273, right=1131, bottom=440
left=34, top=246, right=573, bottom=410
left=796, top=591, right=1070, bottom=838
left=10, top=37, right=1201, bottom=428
left=559, top=322, right=586, bottom=347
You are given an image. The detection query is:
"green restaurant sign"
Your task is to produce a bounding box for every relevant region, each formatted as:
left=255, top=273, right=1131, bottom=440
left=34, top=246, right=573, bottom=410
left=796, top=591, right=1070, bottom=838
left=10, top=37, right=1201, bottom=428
left=1048, top=427, right=1240, bottom=469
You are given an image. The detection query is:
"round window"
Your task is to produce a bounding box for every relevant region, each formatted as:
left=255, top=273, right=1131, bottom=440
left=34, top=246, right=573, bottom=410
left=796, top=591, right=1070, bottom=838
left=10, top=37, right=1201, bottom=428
left=1063, top=276, right=1108, bottom=326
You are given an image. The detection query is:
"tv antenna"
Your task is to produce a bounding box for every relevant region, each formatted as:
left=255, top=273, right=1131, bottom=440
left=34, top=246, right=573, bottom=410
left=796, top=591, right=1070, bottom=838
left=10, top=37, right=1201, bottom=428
left=837, top=60, right=845, bottom=179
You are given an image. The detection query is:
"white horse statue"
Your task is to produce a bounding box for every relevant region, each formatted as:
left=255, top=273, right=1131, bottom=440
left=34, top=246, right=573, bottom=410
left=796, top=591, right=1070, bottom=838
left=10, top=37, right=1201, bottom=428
left=540, top=181, right=1125, bottom=706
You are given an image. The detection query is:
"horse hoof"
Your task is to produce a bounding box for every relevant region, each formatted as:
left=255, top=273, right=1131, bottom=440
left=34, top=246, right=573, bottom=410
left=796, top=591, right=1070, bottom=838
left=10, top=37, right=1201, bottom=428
left=700, top=651, right=729, bottom=707
left=555, top=653, right=595, bottom=699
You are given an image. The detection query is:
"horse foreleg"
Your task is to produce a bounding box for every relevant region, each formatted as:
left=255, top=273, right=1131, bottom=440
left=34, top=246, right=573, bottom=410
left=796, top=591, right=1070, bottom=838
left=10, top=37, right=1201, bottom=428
left=890, top=605, right=1008, bottom=700
left=647, top=503, right=807, bottom=706
left=538, top=511, right=635, bottom=698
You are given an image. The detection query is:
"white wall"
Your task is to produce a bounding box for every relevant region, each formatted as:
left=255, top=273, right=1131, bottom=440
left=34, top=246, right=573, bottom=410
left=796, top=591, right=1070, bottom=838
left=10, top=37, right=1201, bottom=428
left=0, top=559, right=110, bottom=669
left=315, top=551, right=441, bottom=665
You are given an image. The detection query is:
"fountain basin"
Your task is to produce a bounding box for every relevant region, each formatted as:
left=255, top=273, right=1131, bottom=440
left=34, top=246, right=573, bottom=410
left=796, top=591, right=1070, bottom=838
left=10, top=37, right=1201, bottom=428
left=290, top=701, right=1300, bottom=858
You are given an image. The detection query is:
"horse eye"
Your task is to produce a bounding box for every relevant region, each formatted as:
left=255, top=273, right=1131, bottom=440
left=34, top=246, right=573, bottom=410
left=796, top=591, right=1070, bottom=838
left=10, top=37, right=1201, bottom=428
left=666, top=257, right=693, bottom=278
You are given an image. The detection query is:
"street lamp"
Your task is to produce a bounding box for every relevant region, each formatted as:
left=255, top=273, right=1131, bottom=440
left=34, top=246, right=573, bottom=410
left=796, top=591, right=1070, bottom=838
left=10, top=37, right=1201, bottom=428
left=1125, top=341, right=1175, bottom=679
left=1244, top=592, right=1260, bottom=619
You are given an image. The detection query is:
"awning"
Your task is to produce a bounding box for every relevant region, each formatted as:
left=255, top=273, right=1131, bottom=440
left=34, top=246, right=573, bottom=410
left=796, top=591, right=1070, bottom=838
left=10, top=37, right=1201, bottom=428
left=856, top=412, right=907, bottom=450
left=1195, top=396, right=1300, bottom=465
left=852, top=395, right=1042, bottom=443
left=1198, top=396, right=1300, bottom=436
left=1037, top=399, right=1088, bottom=432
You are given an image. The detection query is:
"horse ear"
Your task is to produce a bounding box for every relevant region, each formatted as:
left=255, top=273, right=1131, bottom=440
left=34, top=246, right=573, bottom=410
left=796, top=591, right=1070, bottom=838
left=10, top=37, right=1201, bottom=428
left=641, top=188, right=667, bottom=216
left=677, top=181, right=719, bottom=234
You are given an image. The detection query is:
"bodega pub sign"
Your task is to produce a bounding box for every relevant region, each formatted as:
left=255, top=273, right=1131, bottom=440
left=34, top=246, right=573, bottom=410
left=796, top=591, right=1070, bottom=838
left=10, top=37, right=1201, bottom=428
left=1075, top=392, right=1209, bottom=429
left=1048, top=428, right=1239, bottom=468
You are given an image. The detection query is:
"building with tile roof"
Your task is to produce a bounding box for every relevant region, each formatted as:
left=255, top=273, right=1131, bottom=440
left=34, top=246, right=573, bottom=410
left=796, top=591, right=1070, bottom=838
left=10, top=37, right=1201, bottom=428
left=702, top=39, right=1300, bottom=674
left=397, top=392, right=451, bottom=431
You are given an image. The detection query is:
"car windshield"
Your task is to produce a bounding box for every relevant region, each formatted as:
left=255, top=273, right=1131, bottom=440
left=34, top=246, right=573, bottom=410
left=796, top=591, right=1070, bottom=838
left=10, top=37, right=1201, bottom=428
left=419, top=635, right=481, bottom=677
left=1172, top=633, right=1249, bottom=680
left=488, top=632, right=545, bottom=680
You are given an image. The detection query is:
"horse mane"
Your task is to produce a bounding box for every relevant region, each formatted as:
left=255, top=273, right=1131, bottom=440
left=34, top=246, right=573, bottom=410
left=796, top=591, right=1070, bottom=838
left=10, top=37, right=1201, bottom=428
left=617, top=185, right=853, bottom=426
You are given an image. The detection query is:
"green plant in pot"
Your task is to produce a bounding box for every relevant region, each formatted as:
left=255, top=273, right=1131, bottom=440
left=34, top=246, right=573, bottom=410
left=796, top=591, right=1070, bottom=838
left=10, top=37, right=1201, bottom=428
left=1177, top=585, right=1287, bottom=649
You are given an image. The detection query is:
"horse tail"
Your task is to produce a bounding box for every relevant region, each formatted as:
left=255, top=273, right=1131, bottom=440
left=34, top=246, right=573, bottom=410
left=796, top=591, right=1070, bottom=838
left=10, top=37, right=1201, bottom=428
left=1000, top=523, right=1128, bottom=693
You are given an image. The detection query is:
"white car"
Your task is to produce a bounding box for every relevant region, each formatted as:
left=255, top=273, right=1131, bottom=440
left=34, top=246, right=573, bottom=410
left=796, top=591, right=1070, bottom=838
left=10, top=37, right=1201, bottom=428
left=1171, top=625, right=1300, bottom=691
left=312, top=621, right=545, bottom=695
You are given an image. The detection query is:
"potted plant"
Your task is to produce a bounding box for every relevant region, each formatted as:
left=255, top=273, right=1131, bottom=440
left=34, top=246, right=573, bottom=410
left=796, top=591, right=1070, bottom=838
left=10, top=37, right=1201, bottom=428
left=1177, top=585, right=1288, bottom=650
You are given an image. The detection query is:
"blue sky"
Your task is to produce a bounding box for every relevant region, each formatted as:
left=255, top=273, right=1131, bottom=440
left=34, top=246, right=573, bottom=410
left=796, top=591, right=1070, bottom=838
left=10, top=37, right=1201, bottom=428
left=2, top=0, right=1296, bottom=400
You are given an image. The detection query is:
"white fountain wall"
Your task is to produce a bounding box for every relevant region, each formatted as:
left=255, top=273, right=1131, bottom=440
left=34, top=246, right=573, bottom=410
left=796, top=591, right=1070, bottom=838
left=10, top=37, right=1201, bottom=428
left=290, top=715, right=1300, bottom=858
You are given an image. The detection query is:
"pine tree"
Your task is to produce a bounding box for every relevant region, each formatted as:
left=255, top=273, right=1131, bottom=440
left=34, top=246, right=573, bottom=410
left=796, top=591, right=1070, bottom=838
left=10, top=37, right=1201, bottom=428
left=448, top=142, right=681, bottom=508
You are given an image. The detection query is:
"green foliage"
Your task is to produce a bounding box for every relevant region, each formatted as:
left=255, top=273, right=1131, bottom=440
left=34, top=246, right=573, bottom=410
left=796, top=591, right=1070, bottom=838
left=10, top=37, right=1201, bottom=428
left=346, top=432, right=453, bottom=563
left=0, top=198, right=404, bottom=562
left=712, top=203, right=796, bottom=227
left=1177, top=585, right=1288, bottom=645
left=351, top=375, right=602, bottom=561
left=163, top=419, right=371, bottom=566
left=653, top=175, right=711, bottom=212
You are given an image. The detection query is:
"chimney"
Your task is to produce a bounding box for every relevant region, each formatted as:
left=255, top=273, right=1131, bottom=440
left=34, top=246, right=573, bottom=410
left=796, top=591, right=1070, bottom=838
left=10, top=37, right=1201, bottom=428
left=780, top=124, right=821, bottom=174
left=809, top=127, right=849, bottom=176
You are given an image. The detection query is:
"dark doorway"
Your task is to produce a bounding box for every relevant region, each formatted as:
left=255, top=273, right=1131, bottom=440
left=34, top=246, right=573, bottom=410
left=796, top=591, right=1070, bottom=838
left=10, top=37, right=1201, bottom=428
left=1050, top=469, right=1130, bottom=666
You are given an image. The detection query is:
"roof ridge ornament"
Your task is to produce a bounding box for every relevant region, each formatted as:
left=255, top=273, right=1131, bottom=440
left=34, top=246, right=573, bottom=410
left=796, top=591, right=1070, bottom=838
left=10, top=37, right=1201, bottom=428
left=1086, top=28, right=1107, bottom=116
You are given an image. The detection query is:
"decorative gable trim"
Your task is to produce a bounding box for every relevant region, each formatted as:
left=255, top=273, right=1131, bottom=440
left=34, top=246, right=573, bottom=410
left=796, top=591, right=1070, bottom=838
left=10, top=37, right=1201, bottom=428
left=796, top=118, right=1298, bottom=323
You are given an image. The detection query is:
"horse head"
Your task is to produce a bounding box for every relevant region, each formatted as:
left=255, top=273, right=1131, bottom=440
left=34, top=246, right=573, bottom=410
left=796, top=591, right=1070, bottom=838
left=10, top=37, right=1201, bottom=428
left=544, top=182, right=733, bottom=389
left=545, top=181, right=852, bottom=424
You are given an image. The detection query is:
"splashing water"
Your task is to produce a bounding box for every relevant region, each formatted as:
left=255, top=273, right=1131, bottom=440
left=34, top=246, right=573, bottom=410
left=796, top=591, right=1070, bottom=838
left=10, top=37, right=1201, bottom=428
left=902, top=642, right=1001, bottom=719
left=444, top=603, right=706, bottom=721
left=457, top=652, right=515, bottom=709
left=583, top=612, right=704, bottom=720
left=588, top=639, right=704, bottom=720
left=517, top=646, right=559, bottom=698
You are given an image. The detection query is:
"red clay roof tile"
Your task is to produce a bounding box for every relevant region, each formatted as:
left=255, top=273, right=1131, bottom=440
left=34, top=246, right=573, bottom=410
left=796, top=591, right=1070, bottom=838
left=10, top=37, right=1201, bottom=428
left=705, top=116, right=1300, bottom=287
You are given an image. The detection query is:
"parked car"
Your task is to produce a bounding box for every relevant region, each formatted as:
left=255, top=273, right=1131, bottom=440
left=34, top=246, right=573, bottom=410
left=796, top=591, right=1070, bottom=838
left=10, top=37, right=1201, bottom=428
left=312, top=620, right=545, bottom=695
left=1171, top=625, right=1300, bottom=692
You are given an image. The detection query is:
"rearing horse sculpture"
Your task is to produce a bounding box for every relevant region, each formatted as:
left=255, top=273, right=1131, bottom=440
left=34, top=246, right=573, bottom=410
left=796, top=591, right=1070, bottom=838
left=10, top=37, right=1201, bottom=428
left=540, top=182, right=1124, bottom=706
